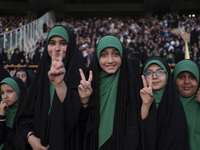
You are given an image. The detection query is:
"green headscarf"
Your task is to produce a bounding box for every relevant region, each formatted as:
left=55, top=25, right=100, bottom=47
left=97, top=35, right=122, bottom=149
left=47, top=26, right=69, bottom=114
left=0, top=78, right=20, bottom=128
left=143, top=60, right=168, bottom=108
left=174, top=60, right=200, bottom=150
left=47, top=26, right=69, bottom=43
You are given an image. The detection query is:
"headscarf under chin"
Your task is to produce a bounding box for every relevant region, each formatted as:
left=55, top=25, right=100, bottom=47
left=96, top=35, right=122, bottom=149
left=143, top=60, right=168, bottom=108
left=0, top=77, right=20, bottom=128
left=173, top=59, right=200, bottom=150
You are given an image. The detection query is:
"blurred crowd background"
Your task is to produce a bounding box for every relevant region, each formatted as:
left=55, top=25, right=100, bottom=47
left=0, top=0, right=200, bottom=74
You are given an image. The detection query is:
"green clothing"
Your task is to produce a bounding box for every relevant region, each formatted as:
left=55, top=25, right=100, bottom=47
left=174, top=59, right=200, bottom=150
left=143, top=60, right=168, bottom=108
left=97, top=35, right=122, bottom=149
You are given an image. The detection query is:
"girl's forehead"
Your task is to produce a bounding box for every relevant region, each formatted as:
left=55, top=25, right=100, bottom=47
left=146, top=63, right=162, bottom=70
left=1, top=83, right=12, bottom=89
left=101, top=47, right=118, bottom=52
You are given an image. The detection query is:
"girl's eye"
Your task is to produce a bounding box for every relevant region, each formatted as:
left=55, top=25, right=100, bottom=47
left=49, top=42, right=55, bottom=45
left=114, top=53, right=120, bottom=56
left=61, top=42, right=67, bottom=45
left=189, top=75, right=196, bottom=79
left=8, top=90, right=13, bottom=93
left=100, top=53, right=106, bottom=57
left=178, top=75, right=184, bottom=79
left=1, top=91, right=4, bottom=95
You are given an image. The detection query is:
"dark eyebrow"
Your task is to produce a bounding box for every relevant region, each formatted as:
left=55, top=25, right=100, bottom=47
left=145, top=68, right=163, bottom=72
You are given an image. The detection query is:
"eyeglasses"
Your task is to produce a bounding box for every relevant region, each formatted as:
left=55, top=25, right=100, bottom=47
left=144, top=70, right=166, bottom=79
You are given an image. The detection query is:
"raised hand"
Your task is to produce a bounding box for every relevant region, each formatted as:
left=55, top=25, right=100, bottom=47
left=140, top=75, right=154, bottom=119
left=140, top=75, right=154, bottom=105
left=78, top=69, right=93, bottom=105
left=48, top=47, right=66, bottom=87
left=0, top=101, right=8, bottom=116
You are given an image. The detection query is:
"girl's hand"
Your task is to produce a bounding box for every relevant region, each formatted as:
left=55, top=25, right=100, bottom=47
left=140, top=75, right=154, bottom=106
left=48, top=47, right=66, bottom=87
left=0, top=101, right=8, bottom=116
left=140, top=75, right=154, bottom=119
left=28, top=133, right=49, bottom=150
left=78, top=69, right=93, bottom=107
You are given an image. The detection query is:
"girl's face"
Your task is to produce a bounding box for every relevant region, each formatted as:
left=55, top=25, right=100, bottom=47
left=48, top=36, right=67, bottom=60
left=1, top=84, right=18, bottom=106
left=99, top=47, right=121, bottom=74
left=145, top=64, right=167, bottom=90
left=176, top=71, right=198, bottom=97
left=16, top=71, right=27, bottom=83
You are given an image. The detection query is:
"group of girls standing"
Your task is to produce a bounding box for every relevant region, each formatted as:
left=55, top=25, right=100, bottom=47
left=0, top=24, right=199, bottom=150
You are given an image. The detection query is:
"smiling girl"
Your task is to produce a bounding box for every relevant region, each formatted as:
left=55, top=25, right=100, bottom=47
left=79, top=35, right=141, bottom=150
left=174, top=59, right=200, bottom=150
left=17, top=25, right=87, bottom=150
left=140, top=57, right=189, bottom=150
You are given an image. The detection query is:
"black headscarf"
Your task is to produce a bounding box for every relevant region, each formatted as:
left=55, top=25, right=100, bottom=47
left=0, top=64, right=10, bottom=82
left=11, top=48, right=20, bottom=65
left=140, top=57, right=189, bottom=150
left=17, top=25, right=87, bottom=150
left=14, top=69, right=33, bottom=90
left=0, top=77, right=27, bottom=150
left=83, top=35, right=142, bottom=150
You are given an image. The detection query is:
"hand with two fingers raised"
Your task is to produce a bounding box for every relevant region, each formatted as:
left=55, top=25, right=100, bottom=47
left=78, top=69, right=93, bottom=107
left=140, top=75, right=154, bottom=119
left=48, top=47, right=67, bottom=103
left=48, top=47, right=66, bottom=87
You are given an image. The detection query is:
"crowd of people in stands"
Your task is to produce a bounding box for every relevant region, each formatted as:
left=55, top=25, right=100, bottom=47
left=0, top=14, right=35, bottom=33
left=0, top=13, right=200, bottom=70
left=0, top=12, right=200, bottom=150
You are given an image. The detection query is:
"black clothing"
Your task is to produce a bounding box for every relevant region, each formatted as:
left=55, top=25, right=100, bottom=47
left=0, top=64, right=10, bottom=82
left=141, top=57, right=189, bottom=150
left=11, top=48, right=21, bottom=65
left=32, top=47, right=42, bottom=65
left=14, top=69, right=33, bottom=89
left=17, top=25, right=87, bottom=150
left=0, top=77, right=28, bottom=150
left=0, top=49, right=9, bottom=65
left=83, top=49, right=142, bottom=150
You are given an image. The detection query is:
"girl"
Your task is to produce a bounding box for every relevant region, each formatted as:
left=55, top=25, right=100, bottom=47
left=140, top=57, right=189, bottom=150
left=0, top=77, right=27, bottom=150
left=17, top=25, right=87, bottom=150
left=14, top=69, right=33, bottom=90
left=173, top=59, right=200, bottom=150
left=79, top=35, right=141, bottom=150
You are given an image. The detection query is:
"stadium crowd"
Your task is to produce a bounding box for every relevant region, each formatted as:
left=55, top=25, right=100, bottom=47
left=0, top=13, right=200, bottom=69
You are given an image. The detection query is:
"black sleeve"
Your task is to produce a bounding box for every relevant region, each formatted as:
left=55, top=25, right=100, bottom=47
left=141, top=102, right=157, bottom=150
left=0, top=115, right=6, bottom=143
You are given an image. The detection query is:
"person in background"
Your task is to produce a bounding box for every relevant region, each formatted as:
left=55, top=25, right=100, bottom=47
left=11, top=48, right=21, bottom=65
left=14, top=69, right=33, bottom=90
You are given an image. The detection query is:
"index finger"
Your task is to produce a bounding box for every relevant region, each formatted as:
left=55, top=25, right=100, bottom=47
left=88, top=70, right=93, bottom=82
left=141, top=75, right=147, bottom=88
left=58, top=47, right=65, bottom=61
left=79, top=69, right=86, bottom=81
left=51, top=47, right=56, bottom=62
left=148, top=76, right=152, bottom=88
